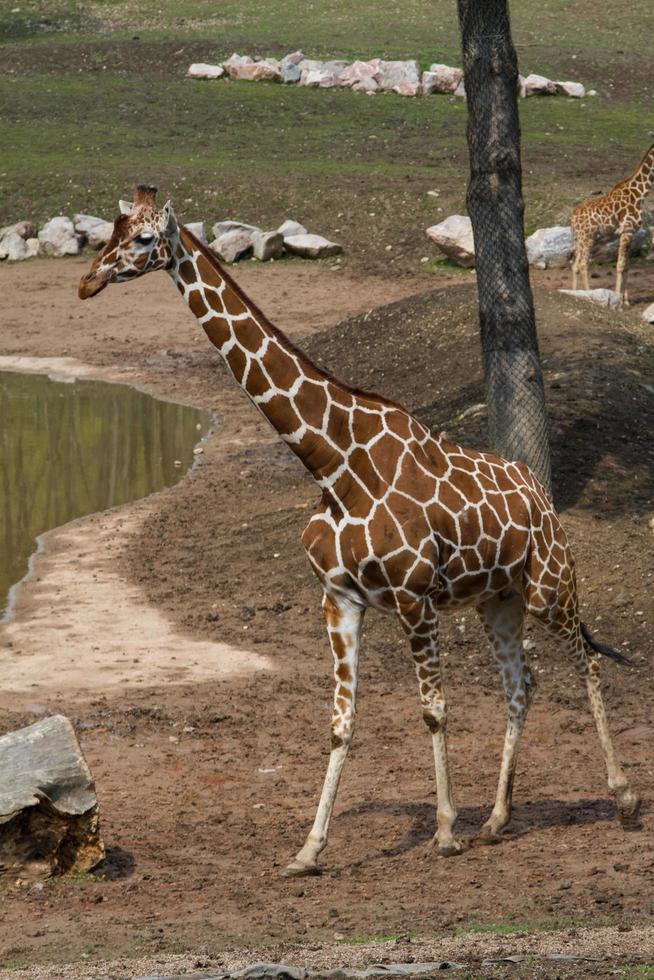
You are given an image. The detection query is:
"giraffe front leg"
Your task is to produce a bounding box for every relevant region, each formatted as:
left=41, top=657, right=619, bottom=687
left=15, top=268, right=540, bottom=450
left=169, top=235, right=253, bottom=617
left=283, top=593, right=364, bottom=877
left=401, top=599, right=464, bottom=857
left=475, top=592, right=533, bottom=843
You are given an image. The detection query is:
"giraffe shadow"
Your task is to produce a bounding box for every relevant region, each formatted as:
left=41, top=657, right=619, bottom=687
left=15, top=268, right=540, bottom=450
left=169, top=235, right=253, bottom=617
left=339, top=797, right=619, bottom=863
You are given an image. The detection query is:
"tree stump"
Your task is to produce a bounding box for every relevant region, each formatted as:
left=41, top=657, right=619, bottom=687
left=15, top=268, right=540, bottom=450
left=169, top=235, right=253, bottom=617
left=0, top=714, right=104, bottom=878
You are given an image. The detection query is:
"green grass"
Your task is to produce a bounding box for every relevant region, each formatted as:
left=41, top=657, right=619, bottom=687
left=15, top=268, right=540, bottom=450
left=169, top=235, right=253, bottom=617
left=1, top=0, right=652, bottom=273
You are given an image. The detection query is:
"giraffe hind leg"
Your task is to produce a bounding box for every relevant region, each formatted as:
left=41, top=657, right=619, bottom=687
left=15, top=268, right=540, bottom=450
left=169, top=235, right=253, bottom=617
left=528, top=588, right=641, bottom=830
left=475, top=590, right=534, bottom=843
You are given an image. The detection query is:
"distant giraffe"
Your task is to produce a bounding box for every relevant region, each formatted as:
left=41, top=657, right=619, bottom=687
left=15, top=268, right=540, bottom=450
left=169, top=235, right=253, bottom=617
left=571, top=144, right=654, bottom=304
left=79, top=185, right=641, bottom=876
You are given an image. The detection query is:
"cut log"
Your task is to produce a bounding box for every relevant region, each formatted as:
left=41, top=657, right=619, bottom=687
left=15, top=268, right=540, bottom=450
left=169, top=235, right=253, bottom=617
left=0, top=714, right=104, bottom=878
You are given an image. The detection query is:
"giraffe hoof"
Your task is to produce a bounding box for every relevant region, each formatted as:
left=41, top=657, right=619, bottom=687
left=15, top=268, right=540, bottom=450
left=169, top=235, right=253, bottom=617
left=617, top=790, right=642, bottom=831
left=474, top=828, right=504, bottom=846
left=435, top=838, right=466, bottom=858
left=281, top=859, right=322, bottom=878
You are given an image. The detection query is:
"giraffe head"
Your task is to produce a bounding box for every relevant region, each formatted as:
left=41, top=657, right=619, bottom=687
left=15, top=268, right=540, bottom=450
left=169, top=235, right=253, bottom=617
left=79, top=185, right=177, bottom=299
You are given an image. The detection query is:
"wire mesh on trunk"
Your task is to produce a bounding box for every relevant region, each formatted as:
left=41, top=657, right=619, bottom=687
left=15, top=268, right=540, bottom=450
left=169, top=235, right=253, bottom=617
left=457, top=0, right=552, bottom=495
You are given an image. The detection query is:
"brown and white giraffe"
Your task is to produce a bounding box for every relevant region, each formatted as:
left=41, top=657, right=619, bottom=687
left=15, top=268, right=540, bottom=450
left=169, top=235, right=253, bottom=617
left=79, top=186, right=641, bottom=875
left=571, top=143, right=654, bottom=304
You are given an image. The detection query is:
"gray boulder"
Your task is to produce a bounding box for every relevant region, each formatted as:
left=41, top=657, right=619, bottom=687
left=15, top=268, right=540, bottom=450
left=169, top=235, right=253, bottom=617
left=73, top=213, right=114, bottom=249
left=184, top=221, right=207, bottom=243
left=641, top=302, right=654, bottom=324
left=372, top=58, right=421, bottom=96
left=38, top=216, right=82, bottom=256
left=526, top=226, right=574, bottom=268
left=559, top=288, right=623, bottom=310
left=253, top=230, right=285, bottom=261
left=277, top=219, right=308, bottom=239
left=282, top=62, right=302, bottom=83
left=209, top=228, right=255, bottom=263
left=212, top=219, right=260, bottom=239
left=0, top=231, right=39, bottom=261
left=555, top=80, right=585, bottom=98
left=284, top=233, right=342, bottom=258
left=426, top=214, right=475, bottom=267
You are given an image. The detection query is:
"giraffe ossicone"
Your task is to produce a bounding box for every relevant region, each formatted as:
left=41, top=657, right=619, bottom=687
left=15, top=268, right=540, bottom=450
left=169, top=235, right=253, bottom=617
left=79, top=185, right=641, bottom=875
left=571, top=143, right=654, bottom=305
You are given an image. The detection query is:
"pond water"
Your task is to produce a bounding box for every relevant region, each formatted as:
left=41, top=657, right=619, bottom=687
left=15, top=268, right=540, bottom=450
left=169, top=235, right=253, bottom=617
left=0, top=370, right=211, bottom=619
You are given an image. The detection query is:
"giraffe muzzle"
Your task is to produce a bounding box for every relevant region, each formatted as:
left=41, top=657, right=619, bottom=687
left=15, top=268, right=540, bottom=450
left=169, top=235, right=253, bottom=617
left=78, top=272, right=109, bottom=300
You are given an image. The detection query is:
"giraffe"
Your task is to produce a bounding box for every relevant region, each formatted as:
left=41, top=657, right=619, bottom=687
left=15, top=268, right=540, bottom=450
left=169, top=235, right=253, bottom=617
left=79, top=185, right=641, bottom=875
left=571, top=143, right=654, bottom=304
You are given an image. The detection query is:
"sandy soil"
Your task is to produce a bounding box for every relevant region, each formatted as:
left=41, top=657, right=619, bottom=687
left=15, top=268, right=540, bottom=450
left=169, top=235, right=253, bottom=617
left=0, top=255, right=653, bottom=977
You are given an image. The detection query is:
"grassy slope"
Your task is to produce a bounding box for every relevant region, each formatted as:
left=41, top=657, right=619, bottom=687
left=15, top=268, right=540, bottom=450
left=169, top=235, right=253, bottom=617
left=1, top=0, right=652, bottom=272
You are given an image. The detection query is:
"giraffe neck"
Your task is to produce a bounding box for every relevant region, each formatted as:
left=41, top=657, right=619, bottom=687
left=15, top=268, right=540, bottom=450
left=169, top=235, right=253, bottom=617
left=168, top=226, right=372, bottom=484
left=625, top=144, right=654, bottom=200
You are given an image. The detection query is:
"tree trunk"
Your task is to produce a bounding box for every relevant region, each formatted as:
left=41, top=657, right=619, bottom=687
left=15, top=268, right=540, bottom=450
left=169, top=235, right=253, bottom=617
left=457, top=0, right=552, bottom=494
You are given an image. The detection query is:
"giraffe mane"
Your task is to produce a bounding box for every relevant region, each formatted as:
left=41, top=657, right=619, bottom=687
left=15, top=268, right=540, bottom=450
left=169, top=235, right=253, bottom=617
left=181, top=226, right=409, bottom=413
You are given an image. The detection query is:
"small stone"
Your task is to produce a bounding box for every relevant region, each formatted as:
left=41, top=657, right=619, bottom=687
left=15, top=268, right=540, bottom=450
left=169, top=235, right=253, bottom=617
left=558, top=288, right=623, bottom=310
left=426, top=214, right=475, bottom=267
left=554, top=80, right=585, bottom=98
left=187, top=63, right=225, bottom=79
left=523, top=73, right=557, bottom=96
left=252, top=230, right=284, bottom=261
left=283, top=233, right=342, bottom=259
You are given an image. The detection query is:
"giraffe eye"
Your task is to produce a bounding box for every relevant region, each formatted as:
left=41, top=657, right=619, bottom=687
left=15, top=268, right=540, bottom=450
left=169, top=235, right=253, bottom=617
left=135, top=232, right=155, bottom=245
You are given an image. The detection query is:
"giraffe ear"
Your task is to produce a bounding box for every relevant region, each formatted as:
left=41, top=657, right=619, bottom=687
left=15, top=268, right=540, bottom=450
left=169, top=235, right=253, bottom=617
left=119, top=199, right=134, bottom=215
left=159, top=201, right=177, bottom=235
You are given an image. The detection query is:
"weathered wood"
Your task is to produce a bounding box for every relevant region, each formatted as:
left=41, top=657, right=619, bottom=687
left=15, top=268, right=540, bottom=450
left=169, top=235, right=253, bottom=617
left=0, top=714, right=104, bottom=878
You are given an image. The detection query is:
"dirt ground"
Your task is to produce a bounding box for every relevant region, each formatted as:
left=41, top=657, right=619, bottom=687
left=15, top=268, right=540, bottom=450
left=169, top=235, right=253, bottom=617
left=0, top=254, right=653, bottom=977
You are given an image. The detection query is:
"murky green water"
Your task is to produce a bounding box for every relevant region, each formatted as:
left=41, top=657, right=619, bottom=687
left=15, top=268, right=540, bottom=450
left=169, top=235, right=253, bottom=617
left=0, top=370, right=211, bottom=619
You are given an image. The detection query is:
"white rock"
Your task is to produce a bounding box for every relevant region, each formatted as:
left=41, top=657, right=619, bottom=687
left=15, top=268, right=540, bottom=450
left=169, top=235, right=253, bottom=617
left=73, top=213, right=114, bottom=248
left=184, top=221, right=206, bottom=243
left=523, top=73, right=557, bottom=96
left=517, top=74, right=527, bottom=98
left=426, top=214, right=475, bottom=267
left=373, top=59, right=421, bottom=96
left=187, top=63, right=225, bottom=79
left=252, top=230, right=285, bottom=261
left=38, top=216, right=82, bottom=256
left=588, top=89, right=598, bottom=96
left=559, top=288, right=623, bottom=310
left=209, top=228, right=255, bottom=263
left=453, top=79, right=466, bottom=98
left=297, top=59, right=324, bottom=73
left=212, top=219, right=260, bottom=239
left=352, top=77, right=379, bottom=94
left=0, top=219, right=36, bottom=241
left=301, top=67, right=341, bottom=88
left=423, top=64, right=463, bottom=94
left=526, top=225, right=574, bottom=268
left=24, top=237, right=40, bottom=258
left=283, top=234, right=342, bottom=259
left=227, top=61, right=281, bottom=82
left=339, top=60, right=380, bottom=87
left=641, top=302, right=654, bottom=324
left=393, top=81, right=419, bottom=97
left=554, top=80, right=585, bottom=98
left=222, top=53, right=253, bottom=69
left=277, top=219, right=308, bottom=238
left=282, top=50, right=305, bottom=67
left=0, top=231, right=30, bottom=261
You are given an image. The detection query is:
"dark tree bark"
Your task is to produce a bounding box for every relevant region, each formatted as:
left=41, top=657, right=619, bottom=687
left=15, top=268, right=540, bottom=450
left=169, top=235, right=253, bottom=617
left=457, top=0, right=552, bottom=494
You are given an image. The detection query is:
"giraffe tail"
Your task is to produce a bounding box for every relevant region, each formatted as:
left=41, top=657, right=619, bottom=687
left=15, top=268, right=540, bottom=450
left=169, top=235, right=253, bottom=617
left=580, top=622, right=635, bottom=667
